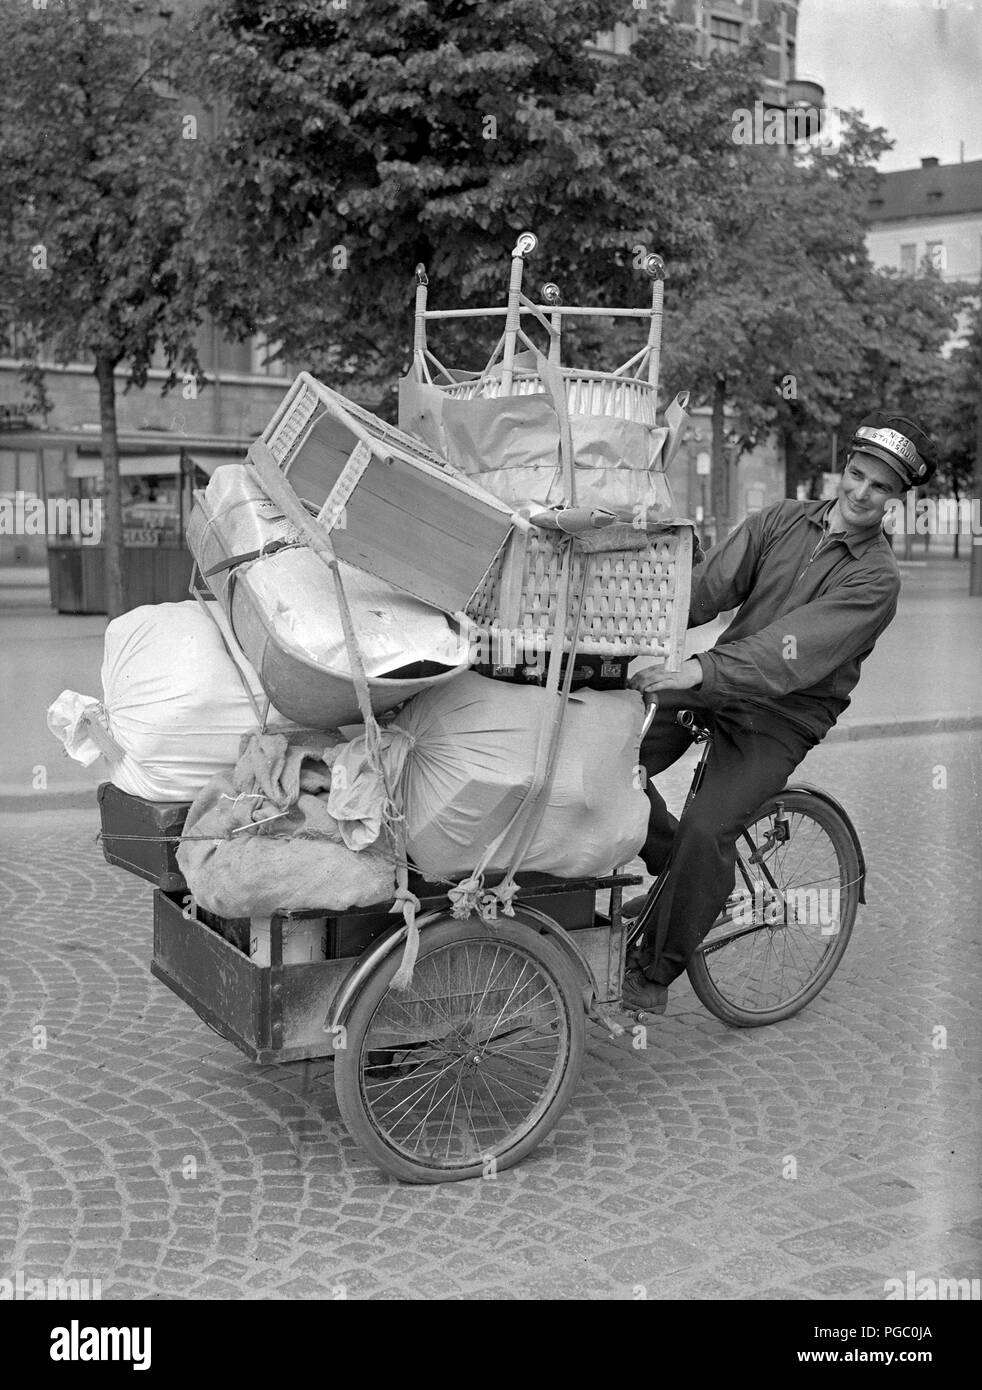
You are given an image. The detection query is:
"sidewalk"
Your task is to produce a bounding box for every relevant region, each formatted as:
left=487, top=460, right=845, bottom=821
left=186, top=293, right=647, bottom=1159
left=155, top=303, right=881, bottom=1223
left=2, top=558, right=981, bottom=808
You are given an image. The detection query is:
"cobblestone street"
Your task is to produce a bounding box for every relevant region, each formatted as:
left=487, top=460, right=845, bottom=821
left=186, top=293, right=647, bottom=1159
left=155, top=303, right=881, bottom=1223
left=1, top=732, right=980, bottom=1301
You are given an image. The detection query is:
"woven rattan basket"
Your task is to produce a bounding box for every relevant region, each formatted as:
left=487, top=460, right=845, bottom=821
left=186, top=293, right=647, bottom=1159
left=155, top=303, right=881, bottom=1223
left=466, top=523, right=694, bottom=664
left=438, top=367, right=659, bottom=427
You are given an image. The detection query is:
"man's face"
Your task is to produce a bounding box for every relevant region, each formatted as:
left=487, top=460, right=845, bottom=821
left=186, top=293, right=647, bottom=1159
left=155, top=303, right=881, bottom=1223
left=836, top=450, right=906, bottom=531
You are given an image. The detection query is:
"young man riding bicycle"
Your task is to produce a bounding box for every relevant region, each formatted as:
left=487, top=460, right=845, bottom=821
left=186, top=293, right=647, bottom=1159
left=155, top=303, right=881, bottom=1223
left=621, top=411, right=938, bottom=1014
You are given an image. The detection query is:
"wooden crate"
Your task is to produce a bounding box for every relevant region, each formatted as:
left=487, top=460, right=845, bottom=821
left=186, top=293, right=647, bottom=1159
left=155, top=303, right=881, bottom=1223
left=259, top=373, right=515, bottom=614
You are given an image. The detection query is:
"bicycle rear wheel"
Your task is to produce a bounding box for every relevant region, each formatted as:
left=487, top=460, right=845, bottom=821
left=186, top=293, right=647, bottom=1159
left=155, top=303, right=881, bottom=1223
left=686, top=790, right=861, bottom=1027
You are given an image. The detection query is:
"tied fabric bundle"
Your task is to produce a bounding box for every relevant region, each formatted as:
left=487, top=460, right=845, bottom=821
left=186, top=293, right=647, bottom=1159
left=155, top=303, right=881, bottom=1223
left=176, top=729, right=397, bottom=918
left=46, top=601, right=295, bottom=801
left=327, top=674, right=650, bottom=883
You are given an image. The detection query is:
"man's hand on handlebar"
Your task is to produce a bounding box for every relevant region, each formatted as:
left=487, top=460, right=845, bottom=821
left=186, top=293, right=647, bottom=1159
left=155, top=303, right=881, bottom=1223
left=629, top=658, right=703, bottom=699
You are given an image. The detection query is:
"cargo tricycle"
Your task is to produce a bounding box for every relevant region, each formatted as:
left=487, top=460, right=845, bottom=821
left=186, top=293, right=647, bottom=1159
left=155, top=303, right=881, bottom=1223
left=98, top=235, right=866, bottom=1182
left=105, top=699, right=865, bottom=1185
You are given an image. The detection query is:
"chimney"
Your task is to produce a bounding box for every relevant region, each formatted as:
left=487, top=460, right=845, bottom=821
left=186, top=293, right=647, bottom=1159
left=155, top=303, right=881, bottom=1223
left=920, top=156, right=940, bottom=168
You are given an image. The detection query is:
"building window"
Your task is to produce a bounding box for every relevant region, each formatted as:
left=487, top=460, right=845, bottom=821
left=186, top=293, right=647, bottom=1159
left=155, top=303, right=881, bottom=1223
left=900, top=244, right=917, bottom=275
left=926, top=241, right=946, bottom=273
left=216, top=336, right=253, bottom=376
left=0, top=449, right=39, bottom=495
left=707, top=16, right=743, bottom=55
left=591, top=22, right=638, bottom=56
left=250, top=334, right=287, bottom=378
left=0, top=450, right=19, bottom=494
left=785, top=37, right=796, bottom=73
left=758, top=0, right=780, bottom=40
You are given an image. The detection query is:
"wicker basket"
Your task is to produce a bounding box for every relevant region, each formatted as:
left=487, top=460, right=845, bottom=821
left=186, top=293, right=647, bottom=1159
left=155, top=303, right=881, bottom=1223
left=466, top=523, right=694, bottom=663
left=438, top=368, right=659, bottom=427
left=264, top=371, right=450, bottom=473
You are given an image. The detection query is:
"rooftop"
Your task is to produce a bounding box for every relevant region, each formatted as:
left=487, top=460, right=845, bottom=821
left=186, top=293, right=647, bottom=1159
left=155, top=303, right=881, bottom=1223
left=866, top=158, right=982, bottom=224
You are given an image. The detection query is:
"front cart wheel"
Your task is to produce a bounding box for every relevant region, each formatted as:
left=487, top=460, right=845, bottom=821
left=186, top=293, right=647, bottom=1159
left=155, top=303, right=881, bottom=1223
left=686, top=790, right=861, bottom=1027
left=334, top=918, right=586, bottom=1183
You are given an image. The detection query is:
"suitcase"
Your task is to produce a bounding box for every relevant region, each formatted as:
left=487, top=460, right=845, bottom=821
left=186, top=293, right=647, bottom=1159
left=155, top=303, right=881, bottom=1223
left=98, top=783, right=190, bottom=891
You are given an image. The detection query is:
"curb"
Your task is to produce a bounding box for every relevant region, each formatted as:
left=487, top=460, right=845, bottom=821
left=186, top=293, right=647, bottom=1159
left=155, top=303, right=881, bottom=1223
left=823, top=713, right=982, bottom=743
left=0, top=788, right=103, bottom=812
left=2, top=713, right=981, bottom=813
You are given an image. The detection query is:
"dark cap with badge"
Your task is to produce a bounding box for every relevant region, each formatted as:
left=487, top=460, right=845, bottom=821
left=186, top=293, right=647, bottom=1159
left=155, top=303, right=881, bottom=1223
left=848, top=411, right=939, bottom=488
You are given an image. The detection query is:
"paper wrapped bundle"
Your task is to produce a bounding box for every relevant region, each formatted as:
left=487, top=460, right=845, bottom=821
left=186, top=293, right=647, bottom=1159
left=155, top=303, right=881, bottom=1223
left=328, top=672, right=649, bottom=881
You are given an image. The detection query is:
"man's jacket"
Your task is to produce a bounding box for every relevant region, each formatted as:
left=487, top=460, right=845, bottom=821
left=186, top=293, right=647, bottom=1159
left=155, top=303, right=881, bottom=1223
left=690, top=499, right=901, bottom=739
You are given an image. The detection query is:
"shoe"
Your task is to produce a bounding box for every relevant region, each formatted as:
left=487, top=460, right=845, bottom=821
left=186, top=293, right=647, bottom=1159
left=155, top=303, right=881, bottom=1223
left=620, top=967, right=668, bottom=1014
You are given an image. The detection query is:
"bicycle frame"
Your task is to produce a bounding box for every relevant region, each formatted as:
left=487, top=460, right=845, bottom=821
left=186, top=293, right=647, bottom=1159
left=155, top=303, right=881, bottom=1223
left=626, top=707, right=791, bottom=950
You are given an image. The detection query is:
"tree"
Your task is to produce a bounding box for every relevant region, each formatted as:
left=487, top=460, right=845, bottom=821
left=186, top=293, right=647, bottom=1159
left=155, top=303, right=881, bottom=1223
left=0, top=0, right=209, bottom=618
left=188, top=0, right=762, bottom=410
left=834, top=266, right=965, bottom=445
left=659, top=110, right=885, bottom=523
left=942, top=298, right=982, bottom=586
left=660, top=108, right=963, bottom=537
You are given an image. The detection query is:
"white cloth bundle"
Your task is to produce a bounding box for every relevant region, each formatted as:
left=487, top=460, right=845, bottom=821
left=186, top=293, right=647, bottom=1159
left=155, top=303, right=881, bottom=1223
left=329, top=672, right=650, bottom=879
left=47, top=600, right=295, bottom=801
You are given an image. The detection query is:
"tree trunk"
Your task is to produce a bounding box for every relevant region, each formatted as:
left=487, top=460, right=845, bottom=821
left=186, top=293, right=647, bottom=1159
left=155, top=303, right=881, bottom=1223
left=971, top=380, right=982, bottom=595
left=95, top=355, right=126, bottom=619
left=710, top=375, right=727, bottom=545
left=952, top=482, right=960, bottom=560
left=782, top=422, right=801, bottom=499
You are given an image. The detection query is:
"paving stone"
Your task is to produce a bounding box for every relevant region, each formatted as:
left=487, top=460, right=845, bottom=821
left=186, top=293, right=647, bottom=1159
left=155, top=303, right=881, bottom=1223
left=2, top=736, right=979, bottom=1300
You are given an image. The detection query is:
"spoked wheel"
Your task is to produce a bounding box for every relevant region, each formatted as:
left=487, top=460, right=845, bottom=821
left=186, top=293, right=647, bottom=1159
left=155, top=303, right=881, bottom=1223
left=686, top=790, right=862, bottom=1027
left=334, top=918, right=585, bottom=1183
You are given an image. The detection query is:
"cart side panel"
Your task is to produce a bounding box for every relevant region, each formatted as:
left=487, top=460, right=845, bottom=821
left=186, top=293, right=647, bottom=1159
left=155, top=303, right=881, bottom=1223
left=275, top=963, right=356, bottom=1052
left=563, top=926, right=622, bottom=1003
left=152, top=892, right=358, bottom=1063
left=152, top=891, right=270, bottom=1052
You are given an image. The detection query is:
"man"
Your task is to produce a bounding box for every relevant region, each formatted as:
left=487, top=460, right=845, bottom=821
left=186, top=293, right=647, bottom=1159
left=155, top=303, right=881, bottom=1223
left=621, top=411, right=938, bottom=1013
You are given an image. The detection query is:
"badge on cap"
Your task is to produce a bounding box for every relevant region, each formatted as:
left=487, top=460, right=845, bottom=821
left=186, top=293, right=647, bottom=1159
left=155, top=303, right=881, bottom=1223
left=854, top=425, right=920, bottom=471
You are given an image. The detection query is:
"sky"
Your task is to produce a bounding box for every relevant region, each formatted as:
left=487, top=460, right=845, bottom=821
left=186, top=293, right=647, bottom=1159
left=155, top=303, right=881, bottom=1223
left=796, top=0, right=982, bottom=171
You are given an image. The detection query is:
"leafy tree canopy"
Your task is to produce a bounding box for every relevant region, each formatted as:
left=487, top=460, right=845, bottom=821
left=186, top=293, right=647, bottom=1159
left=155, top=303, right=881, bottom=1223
left=189, top=0, right=762, bottom=398
left=661, top=112, right=963, bottom=493
left=0, top=0, right=206, bottom=386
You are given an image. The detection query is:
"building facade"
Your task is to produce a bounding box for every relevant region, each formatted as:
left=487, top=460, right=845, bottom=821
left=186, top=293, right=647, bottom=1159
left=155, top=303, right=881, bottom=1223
left=594, top=0, right=807, bottom=102
left=865, top=156, right=982, bottom=286
left=0, top=328, right=294, bottom=599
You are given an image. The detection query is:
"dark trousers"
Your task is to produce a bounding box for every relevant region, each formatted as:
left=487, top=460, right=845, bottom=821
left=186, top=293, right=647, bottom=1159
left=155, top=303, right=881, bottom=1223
left=636, top=692, right=818, bottom=986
